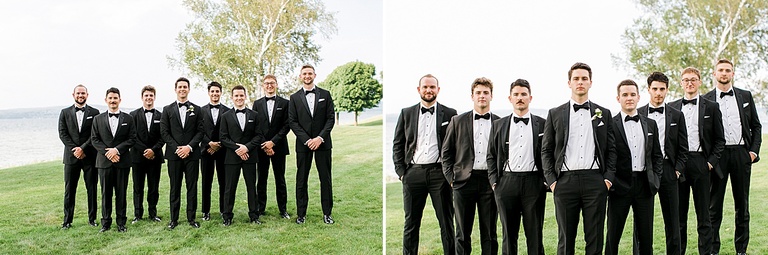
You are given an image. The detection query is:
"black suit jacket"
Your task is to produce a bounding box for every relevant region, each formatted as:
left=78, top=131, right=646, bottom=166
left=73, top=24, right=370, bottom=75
left=638, top=104, right=689, bottom=179
left=253, top=96, right=291, bottom=156
left=611, top=113, right=663, bottom=196
left=91, top=112, right=136, bottom=168
left=392, top=102, right=458, bottom=178
left=669, top=96, right=726, bottom=177
left=487, top=114, right=546, bottom=187
left=200, top=103, right=231, bottom=158
left=160, top=101, right=204, bottom=161
left=441, top=111, right=500, bottom=188
left=542, top=101, right=617, bottom=187
left=129, top=108, right=165, bottom=164
left=219, top=108, right=265, bottom=164
left=58, top=104, right=99, bottom=164
left=702, top=87, right=762, bottom=163
left=288, top=87, right=334, bottom=152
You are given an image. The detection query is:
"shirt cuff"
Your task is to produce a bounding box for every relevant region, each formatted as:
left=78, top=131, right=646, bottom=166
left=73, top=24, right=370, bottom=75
left=750, top=151, right=758, bottom=158
left=187, top=145, right=194, bottom=152
left=604, top=179, right=612, bottom=186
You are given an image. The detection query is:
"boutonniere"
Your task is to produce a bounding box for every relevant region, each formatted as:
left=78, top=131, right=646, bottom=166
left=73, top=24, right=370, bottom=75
left=187, top=106, right=195, bottom=112
left=592, top=108, right=602, bottom=120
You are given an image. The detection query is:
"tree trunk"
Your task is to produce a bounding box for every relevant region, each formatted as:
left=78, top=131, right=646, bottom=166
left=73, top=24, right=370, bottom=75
left=335, top=112, right=339, bottom=125
left=354, top=111, right=359, bottom=126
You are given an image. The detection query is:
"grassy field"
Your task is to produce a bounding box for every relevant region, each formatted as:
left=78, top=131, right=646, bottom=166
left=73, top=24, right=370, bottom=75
left=0, top=119, right=382, bottom=254
left=386, top=134, right=768, bottom=255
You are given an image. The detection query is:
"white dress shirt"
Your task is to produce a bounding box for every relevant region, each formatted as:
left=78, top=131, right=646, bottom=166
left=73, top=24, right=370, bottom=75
left=413, top=103, right=440, bottom=164
left=210, top=104, right=220, bottom=126
left=235, top=107, right=246, bottom=131
left=681, top=95, right=701, bottom=152
left=266, top=97, right=275, bottom=123
left=646, top=104, right=666, bottom=158
left=76, top=106, right=85, bottom=132
left=177, top=101, right=189, bottom=128
left=715, top=88, right=744, bottom=145
left=563, top=100, right=598, bottom=171
left=506, top=112, right=536, bottom=172
left=108, top=111, right=120, bottom=137
left=472, top=111, right=492, bottom=170
left=621, top=112, right=646, bottom=172
left=304, top=86, right=316, bottom=116
left=144, top=108, right=153, bottom=132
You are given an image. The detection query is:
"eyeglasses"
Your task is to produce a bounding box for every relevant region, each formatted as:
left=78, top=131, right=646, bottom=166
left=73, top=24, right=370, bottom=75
left=681, top=78, right=699, bottom=84
left=264, top=82, right=277, bottom=85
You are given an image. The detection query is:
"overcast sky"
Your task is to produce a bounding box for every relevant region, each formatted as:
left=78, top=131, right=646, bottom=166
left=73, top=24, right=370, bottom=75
left=0, top=0, right=382, bottom=110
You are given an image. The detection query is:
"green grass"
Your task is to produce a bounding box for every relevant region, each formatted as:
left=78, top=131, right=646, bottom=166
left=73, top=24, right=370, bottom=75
left=0, top=121, right=382, bottom=254
left=386, top=135, right=768, bottom=255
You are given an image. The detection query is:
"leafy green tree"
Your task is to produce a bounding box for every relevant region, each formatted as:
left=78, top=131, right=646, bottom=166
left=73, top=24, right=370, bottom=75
left=168, top=0, right=336, bottom=103
left=320, top=61, right=382, bottom=126
left=613, top=0, right=768, bottom=107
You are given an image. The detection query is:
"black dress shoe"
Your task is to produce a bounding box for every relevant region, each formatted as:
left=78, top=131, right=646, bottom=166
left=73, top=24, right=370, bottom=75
left=131, top=217, right=141, bottom=224
left=202, top=213, right=211, bottom=221
left=149, top=216, right=162, bottom=222
left=323, top=215, right=335, bottom=224
left=117, top=225, right=127, bottom=232
left=737, top=253, right=747, bottom=255
left=61, top=223, right=72, bottom=230
left=222, top=219, right=232, bottom=226
left=88, top=220, right=99, bottom=227
left=167, top=221, right=178, bottom=229
left=250, top=218, right=262, bottom=225
left=280, top=212, right=291, bottom=219
left=295, top=216, right=306, bottom=224
left=99, top=226, right=111, bottom=233
left=189, top=221, right=200, bottom=228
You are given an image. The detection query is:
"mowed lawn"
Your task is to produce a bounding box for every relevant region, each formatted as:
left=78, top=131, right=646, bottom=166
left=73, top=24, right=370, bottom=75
left=0, top=118, right=382, bottom=254
left=386, top=134, right=768, bottom=255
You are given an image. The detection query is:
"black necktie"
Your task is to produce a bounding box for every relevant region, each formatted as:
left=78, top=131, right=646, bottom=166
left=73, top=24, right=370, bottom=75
left=210, top=104, right=220, bottom=109
left=648, top=106, right=664, bottom=114
left=513, top=117, right=529, bottom=124
left=625, top=115, right=640, bottom=122
left=144, top=109, right=153, bottom=113
left=682, top=98, right=697, bottom=105
left=235, top=109, right=246, bottom=114
left=720, top=90, right=734, bottom=98
left=109, top=113, right=119, bottom=118
left=421, top=107, right=434, bottom=114
left=75, top=107, right=84, bottom=112
left=266, top=96, right=276, bottom=101
left=305, top=89, right=315, bottom=95
left=573, top=102, right=589, bottom=112
left=178, top=101, right=190, bottom=108
left=474, top=113, right=490, bottom=120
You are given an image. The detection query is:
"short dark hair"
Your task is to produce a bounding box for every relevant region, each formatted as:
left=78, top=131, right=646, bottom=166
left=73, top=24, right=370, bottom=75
left=471, top=77, right=493, bottom=93
left=616, top=79, right=639, bottom=95
left=568, top=62, right=592, bottom=80
left=106, top=87, right=121, bottom=97
left=141, top=85, right=156, bottom=96
left=301, top=64, right=315, bottom=72
left=231, top=85, right=246, bottom=94
left=418, top=74, right=439, bottom=86
left=73, top=84, right=88, bottom=93
left=716, top=59, right=734, bottom=69
left=510, top=79, right=531, bottom=94
left=646, top=72, right=669, bottom=88
left=175, top=77, right=190, bottom=88
left=208, top=81, right=222, bottom=91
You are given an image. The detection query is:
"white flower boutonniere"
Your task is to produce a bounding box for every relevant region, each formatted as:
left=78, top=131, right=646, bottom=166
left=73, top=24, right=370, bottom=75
left=592, top=108, right=602, bottom=120
left=188, top=106, right=195, bottom=112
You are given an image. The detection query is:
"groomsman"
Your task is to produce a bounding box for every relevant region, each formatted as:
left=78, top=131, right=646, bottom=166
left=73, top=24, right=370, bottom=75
left=220, top=85, right=265, bottom=225
left=288, top=64, right=335, bottom=224
left=542, top=62, right=616, bottom=255
left=487, top=79, right=546, bottom=255
left=91, top=87, right=136, bottom=232
left=441, top=77, right=499, bottom=255
left=669, top=67, right=725, bottom=255
left=253, top=75, right=291, bottom=219
left=637, top=72, right=689, bottom=255
left=703, top=59, right=761, bottom=255
left=200, top=81, right=230, bottom=221
left=604, top=79, right=663, bottom=255
left=393, top=74, right=457, bottom=255
left=58, top=84, right=99, bottom=229
left=129, top=85, right=165, bottom=223
left=160, top=77, right=205, bottom=229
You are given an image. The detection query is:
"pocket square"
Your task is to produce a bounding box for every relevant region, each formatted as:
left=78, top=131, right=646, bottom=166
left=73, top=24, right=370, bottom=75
left=704, top=115, right=710, bottom=118
left=121, top=123, right=128, bottom=126
left=670, top=123, right=677, bottom=126
left=248, top=119, right=254, bottom=123
left=441, top=121, right=449, bottom=126
left=743, top=102, right=750, bottom=108
left=538, top=133, right=544, bottom=137
left=153, top=120, right=161, bottom=123
left=276, top=107, right=283, bottom=110
left=319, top=98, right=326, bottom=102
left=189, top=113, right=195, bottom=116
left=86, top=116, right=93, bottom=119
left=647, top=132, right=653, bottom=136
left=597, top=121, right=604, bottom=127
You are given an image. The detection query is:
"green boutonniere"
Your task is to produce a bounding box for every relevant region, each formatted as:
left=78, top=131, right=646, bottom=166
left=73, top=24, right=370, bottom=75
left=188, top=106, right=195, bottom=112
left=592, top=108, right=602, bottom=120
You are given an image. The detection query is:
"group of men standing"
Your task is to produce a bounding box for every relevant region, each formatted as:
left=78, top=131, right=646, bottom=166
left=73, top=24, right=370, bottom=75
left=58, top=64, right=337, bottom=233
left=393, top=59, right=761, bottom=255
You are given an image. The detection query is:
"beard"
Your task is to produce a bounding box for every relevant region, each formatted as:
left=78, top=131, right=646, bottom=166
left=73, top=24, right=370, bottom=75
left=75, top=97, right=86, bottom=105
left=420, top=94, right=436, bottom=103
left=718, top=77, right=732, bottom=85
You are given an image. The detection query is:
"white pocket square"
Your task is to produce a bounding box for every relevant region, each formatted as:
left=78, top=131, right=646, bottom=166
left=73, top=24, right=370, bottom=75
left=319, top=98, right=326, bottom=102
left=743, top=102, right=750, bottom=108
left=441, top=121, right=449, bottom=126
left=538, top=133, right=544, bottom=137
left=248, top=119, right=254, bottom=123
left=704, top=115, right=710, bottom=118
left=670, top=123, right=677, bottom=126
left=597, top=121, right=604, bottom=127
left=86, top=116, right=93, bottom=119
left=153, top=120, right=161, bottom=123
left=121, top=123, right=128, bottom=126
left=189, top=113, right=195, bottom=116
left=647, top=133, right=653, bottom=136
left=276, top=108, right=283, bottom=110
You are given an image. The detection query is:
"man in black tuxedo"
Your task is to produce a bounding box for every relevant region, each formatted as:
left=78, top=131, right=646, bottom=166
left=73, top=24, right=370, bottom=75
left=253, top=75, right=291, bottom=219
left=160, top=77, right=205, bottom=229
left=637, top=72, right=689, bottom=255
left=393, top=74, right=457, bottom=255
left=442, top=77, right=498, bottom=255
left=542, top=62, right=616, bottom=255
left=58, top=84, right=99, bottom=229
left=604, top=80, right=663, bottom=255
left=220, top=85, right=265, bottom=226
left=129, top=85, right=165, bottom=224
left=288, top=64, right=335, bottom=224
left=200, top=81, right=230, bottom=222
left=703, top=59, right=761, bottom=255
left=668, top=67, right=725, bottom=255
left=487, top=79, right=547, bottom=255
left=91, top=87, right=136, bottom=232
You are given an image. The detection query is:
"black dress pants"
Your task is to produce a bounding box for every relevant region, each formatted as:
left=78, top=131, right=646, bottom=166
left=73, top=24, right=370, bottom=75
left=494, top=171, right=545, bottom=255
left=553, top=169, right=607, bottom=255
left=402, top=163, right=455, bottom=255
left=132, top=161, right=161, bottom=218
left=99, top=166, right=130, bottom=227
left=222, top=163, right=259, bottom=220
left=679, top=153, right=713, bottom=255
left=295, top=150, right=332, bottom=217
left=63, top=161, right=98, bottom=224
left=257, top=151, right=288, bottom=214
left=605, top=172, right=654, bottom=255
left=710, top=146, right=751, bottom=254
left=454, top=170, right=497, bottom=255
left=201, top=153, right=226, bottom=216
left=167, top=159, right=199, bottom=223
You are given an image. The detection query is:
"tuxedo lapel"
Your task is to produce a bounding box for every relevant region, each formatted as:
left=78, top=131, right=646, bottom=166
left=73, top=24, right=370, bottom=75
left=615, top=115, right=629, bottom=147
left=501, top=117, right=511, bottom=158
left=561, top=104, right=570, bottom=152
left=410, top=105, right=419, bottom=141
left=698, top=99, right=707, bottom=142
left=463, top=112, right=475, bottom=156
left=641, top=117, right=652, bottom=155
left=530, top=115, right=539, bottom=154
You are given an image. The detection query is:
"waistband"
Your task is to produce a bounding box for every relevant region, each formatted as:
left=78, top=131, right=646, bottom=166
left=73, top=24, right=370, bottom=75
left=411, top=163, right=442, bottom=168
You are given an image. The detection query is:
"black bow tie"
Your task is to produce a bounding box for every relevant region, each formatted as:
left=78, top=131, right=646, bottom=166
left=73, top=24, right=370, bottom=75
left=572, top=102, right=589, bottom=112
left=144, top=109, right=153, bottom=113
left=421, top=106, right=435, bottom=114
left=266, top=96, right=276, bottom=101
left=648, top=106, right=664, bottom=114
left=720, top=90, right=734, bottom=98
left=178, top=101, right=190, bottom=108
left=625, top=115, right=640, bottom=122
left=235, top=109, right=246, bottom=114
left=109, top=113, right=120, bottom=118
left=210, top=104, right=220, bottom=109
left=474, top=113, right=490, bottom=120
left=513, top=117, right=529, bottom=124
left=75, top=107, right=84, bottom=112
left=682, top=98, right=697, bottom=105
left=305, top=89, right=315, bottom=95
